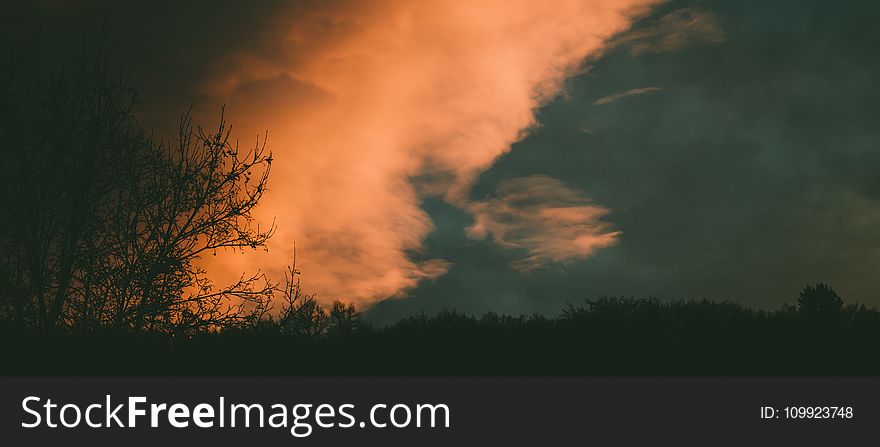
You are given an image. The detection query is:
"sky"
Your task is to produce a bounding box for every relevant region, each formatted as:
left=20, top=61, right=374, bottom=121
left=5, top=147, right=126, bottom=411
left=4, top=0, right=880, bottom=322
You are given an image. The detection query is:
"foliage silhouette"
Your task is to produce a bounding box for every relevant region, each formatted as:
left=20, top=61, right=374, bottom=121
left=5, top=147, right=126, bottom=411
left=4, top=286, right=880, bottom=376
left=798, top=283, right=844, bottom=315
left=0, top=37, right=274, bottom=334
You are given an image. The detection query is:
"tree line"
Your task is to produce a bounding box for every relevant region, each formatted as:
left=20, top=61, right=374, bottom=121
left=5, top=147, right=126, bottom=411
left=4, top=283, right=879, bottom=375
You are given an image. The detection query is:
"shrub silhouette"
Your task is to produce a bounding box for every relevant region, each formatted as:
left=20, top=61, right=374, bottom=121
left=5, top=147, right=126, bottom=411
left=797, top=283, right=843, bottom=315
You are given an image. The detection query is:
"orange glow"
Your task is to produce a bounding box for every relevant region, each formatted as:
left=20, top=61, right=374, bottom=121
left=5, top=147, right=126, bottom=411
left=192, top=0, right=662, bottom=306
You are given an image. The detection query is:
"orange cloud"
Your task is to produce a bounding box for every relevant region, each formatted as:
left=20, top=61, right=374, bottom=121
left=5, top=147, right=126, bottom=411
left=192, top=0, right=662, bottom=307
left=466, top=176, right=620, bottom=271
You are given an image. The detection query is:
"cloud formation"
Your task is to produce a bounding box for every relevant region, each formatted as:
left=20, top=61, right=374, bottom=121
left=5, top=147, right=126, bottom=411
left=593, top=86, right=662, bottom=105
left=184, top=0, right=662, bottom=306
left=466, top=176, right=620, bottom=271
left=609, top=7, right=725, bottom=55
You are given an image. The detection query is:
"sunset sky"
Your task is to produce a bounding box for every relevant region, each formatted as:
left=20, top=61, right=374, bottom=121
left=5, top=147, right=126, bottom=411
left=5, top=0, right=880, bottom=322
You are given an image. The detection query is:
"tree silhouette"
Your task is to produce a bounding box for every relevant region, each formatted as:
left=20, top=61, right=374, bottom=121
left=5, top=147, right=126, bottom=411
left=797, top=283, right=843, bottom=315
left=86, top=107, right=276, bottom=335
left=275, top=248, right=329, bottom=338
left=0, top=38, right=274, bottom=333
left=274, top=247, right=362, bottom=338
left=0, top=39, right=149, bottom=331
left=327, top=301, right=360, bottom=337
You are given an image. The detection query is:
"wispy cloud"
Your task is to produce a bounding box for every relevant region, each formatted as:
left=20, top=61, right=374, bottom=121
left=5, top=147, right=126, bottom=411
left=593, top=86, right=662, bottom=105
left=466, top=175, right=620, bottom=272
left=609, top=7, right=725, bottom=56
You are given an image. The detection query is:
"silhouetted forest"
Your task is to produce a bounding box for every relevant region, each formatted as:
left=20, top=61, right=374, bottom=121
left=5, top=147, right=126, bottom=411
left=3, top=285, right=880, bottom=375
left=3, top=39, right=880, bottom=376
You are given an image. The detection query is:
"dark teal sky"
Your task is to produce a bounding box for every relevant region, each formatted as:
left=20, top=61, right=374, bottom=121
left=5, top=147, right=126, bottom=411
left=369, top=0, right=880, bottom=322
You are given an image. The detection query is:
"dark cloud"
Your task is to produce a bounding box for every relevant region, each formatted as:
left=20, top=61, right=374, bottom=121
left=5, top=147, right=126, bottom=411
left=0, top=0, right=298, bottom=130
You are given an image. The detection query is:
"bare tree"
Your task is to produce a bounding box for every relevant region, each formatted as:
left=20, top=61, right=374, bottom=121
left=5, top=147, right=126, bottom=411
left=0, top=38, right=149, bottom=331
left=69, top=108, right=276, bottom=334
left=0, top=39, right=275, bottom=334
left=275, top=247, right=329, bottom=338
